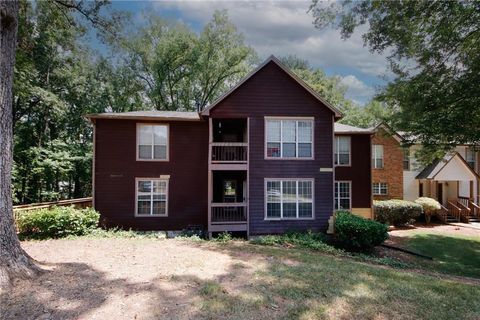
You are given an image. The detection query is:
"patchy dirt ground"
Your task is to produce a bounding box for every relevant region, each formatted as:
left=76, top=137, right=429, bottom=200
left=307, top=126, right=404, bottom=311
left=388, top=223, right=480, bottom=239
left=2, top=236, right=479, bottom=320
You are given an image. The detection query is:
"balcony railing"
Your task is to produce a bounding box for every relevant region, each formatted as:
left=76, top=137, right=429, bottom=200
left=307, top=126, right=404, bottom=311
left=211, top=142, right=248, bottom=163
left=211, top=202, right=247, bottom=223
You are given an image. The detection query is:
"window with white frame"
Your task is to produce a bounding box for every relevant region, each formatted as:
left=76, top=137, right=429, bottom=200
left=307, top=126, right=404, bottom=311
left=334, top=136, right=351, bottom=166
left=136, top=179, right=168, bottom=216
left=137, top=124, right=168, bottom=160
left=372, top=144, right=384, bottom=169
left=372, top=182, right=388, bottom=195
left=334, top=181, right=351, bottom=210
left=403, top=148, right=410, bottom=170
left=265, top=119, right=313, bottom=159
left=265, top=179, right=313, bottom=219
left=466, top=147, right=476, bottom=169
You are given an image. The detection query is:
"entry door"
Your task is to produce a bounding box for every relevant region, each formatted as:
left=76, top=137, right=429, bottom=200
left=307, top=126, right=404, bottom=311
left=437, top=183, right=444, bottom=205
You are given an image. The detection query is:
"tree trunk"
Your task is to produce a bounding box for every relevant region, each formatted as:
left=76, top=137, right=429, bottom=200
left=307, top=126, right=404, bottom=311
left=0, top=0, right=41, bottom=291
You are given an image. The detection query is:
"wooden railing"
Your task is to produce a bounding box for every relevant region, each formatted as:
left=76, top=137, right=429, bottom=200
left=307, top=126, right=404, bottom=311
left=436, top=205, right=449, bottom=223
left=211, top=142, right=248, bottom=163
left=447, top=201, right=462, bottom=222
left=457, top=196, right=470, bottom=208
left=469, top=200, right=480, bottom=217
left=456, top=200, right=471, bottom=223
left=211, top=202, right=247, bottom=223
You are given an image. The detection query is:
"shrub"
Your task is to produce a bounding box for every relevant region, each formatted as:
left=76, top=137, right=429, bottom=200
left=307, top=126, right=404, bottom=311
left=374, top=200, right=423, bottom=226
left=415, top=197, right=441, bottom=223
left=17, top=206, right=100, bottom=239
left=335, top=211, right=388, bottom=251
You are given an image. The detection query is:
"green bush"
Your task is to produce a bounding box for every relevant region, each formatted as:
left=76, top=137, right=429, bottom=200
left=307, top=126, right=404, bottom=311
left=374, top=200, right=423, bottom=226
left=17, top=206, right=100, bottom=239
left=335, top=211, right=388, bottom=251
left=414, top=197, right=441, bottom=223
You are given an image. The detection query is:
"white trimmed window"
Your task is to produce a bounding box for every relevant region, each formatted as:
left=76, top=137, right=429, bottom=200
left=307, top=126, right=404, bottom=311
left=334, top=136, right=351, bottom=166
left=403, top=148, right=410, bottom=170
left=373, top=182, right=388, bottom=195
left=372, top=144, right=384, bottom=169
left=466, top=147, right=476, bottom=169
left=334, top=181, right=351, bottom=210
left=265, top=119, right=313, bottom=159
left=265, top=179, right=313, bottom=219
left=136, top=178, right=168, bottom=216
left=137, top=124, right=168, bottom=160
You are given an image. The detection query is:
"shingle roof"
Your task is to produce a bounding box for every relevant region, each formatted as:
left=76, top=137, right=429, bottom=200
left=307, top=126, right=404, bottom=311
left=334, top=123, right=373, bottom=134
left=86, top=110, right=201, bottom=121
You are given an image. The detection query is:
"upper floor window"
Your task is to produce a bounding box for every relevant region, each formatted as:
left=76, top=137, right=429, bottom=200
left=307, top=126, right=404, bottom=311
left=372, top=144, right=384, bottom=169
left=334, top=136, right=351, bottom=166
left=265, top=118, right=313, bottom=159
left=403, top=148, right=410, bottom=171
left=265, top=179, right=313, bottom=219
left=136, top=178, right=168, bottom=216
left=466, top=147, right=476, bottom=169
left=137, top=124, right=168, bottom=161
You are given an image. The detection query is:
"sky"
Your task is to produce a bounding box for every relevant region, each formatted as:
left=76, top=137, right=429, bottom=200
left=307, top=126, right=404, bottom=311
left=106, top=0, right=391, bottom=105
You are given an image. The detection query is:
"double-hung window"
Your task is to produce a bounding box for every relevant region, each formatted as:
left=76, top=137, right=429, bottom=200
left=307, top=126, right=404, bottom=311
left=403, top=148, right=410, bottom=170
left=136, top=178, right=168, bottom=216
left=265, top=118, right=313, bottom=159
left=372, top=182, right=388, bottom=195
left=265, top=179, right=313, bottom=219
left=334, top=181, right=351, bottom=210
left=137, top=124, right=168, bottom=160
left=466, top=147, right=476, bottom=169
left=372, top=144, right=384, bottom=169
left=334, top=136, right=351, bottom=166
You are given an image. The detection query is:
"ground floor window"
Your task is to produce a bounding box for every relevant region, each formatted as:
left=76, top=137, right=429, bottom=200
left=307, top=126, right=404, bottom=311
left=136, top=178, right=168, bottom=216
left=372, top=182, right=388, bottom=195
left=334, top=181, right=351, bottom=210
left=265, top=179, right=314, bottom=219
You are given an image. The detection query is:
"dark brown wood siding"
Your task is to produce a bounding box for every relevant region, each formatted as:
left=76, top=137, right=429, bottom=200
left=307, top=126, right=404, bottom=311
left=334, top=134, right=372, bottom=208
left=94, top=119, right=208, bottom=230
left=210, top=61, right=335, bottom=235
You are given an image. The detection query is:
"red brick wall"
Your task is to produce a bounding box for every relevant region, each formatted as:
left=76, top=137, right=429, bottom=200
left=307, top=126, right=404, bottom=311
left=372, top=128, right=404, bottom=200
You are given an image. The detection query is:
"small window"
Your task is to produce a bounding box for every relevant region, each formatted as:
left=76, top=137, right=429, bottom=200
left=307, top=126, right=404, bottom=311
left=372, top=183, right=388, bottom=195
left=466, top=147, right=476, bottom=169
left=265, top=119, right=313, bottom=159
left=136, top=178, right=168, bottom=216
left=265, top=179, right=313, bottom=219
left=137, top=124, right=168, bottom=160
left=403, top=148, right=410, bottom=171
left=334, top=136, right=351, bottom=166
left=372, top=144, right=384, bottom=169
left=334, top=181, right=351, bottom=210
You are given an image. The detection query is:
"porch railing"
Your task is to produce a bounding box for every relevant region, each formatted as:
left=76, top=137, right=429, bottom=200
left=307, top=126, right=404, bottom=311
left=457, top=196, right=470, bottom=208
left=211, top=202, right=247, bottom=223
left=447, top=201, right=462, bottom=222
left=211, top=142, right=248, bottom=163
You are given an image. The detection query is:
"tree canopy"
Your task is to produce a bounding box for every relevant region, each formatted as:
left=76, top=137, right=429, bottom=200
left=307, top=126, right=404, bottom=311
left=311, top=0, right=480, bottom=156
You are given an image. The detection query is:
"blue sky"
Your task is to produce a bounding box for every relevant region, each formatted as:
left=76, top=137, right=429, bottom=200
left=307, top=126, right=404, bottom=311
left=105, top=1, right=390, bottom=105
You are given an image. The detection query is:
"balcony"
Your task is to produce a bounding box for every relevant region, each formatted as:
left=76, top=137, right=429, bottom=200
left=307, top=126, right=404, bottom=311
left=211, top=142, right=248, bottom=163
left=211, top=202, right=247, bottom=223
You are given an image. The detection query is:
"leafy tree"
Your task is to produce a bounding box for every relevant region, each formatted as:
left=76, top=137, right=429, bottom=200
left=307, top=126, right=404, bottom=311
left=119, top=10, right=257, bottom=111
left=311, top=0, right=480, bottom=154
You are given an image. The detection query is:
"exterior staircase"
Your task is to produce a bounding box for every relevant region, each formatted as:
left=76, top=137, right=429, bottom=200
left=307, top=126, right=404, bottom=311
left=437, top=198, right=480, bottom=224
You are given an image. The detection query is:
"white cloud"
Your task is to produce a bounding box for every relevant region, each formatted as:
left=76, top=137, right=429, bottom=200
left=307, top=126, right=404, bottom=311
left=152, top=0, right=390, bottom=78
left=340, top=75, right=376, bottom=104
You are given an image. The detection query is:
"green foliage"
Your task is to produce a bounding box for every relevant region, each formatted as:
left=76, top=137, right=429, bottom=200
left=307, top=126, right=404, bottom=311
left=118, top=10, right=256, bottom=111
left=415, top=197, right=441, bottom=214
left=374, top=200, right=423, bottom=226
left=335, top=211, right=388, bottom=251
left=311, top=0, right=480, bottom=154
left=17, top=206, right=100, bottom=239
left=251, top=231, right=343, bottom=255
left=212, top=232, right=234, bottom=242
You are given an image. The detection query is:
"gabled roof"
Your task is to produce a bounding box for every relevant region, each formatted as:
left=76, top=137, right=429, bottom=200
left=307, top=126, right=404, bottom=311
left=373, top=123, right=406, bottom=143
left=416, top=152, right=479, bottom=181
left=200, top=55, right=343, bottom=119
left=86, top=111, right=201, bottom=121
left=334, top=123, right=373, bottom=134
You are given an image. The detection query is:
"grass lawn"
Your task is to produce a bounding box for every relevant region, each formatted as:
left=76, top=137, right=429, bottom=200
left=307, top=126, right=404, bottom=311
left=399, top=231, right=480, bottom=279
left=1, top=237, right=479, bottom=320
